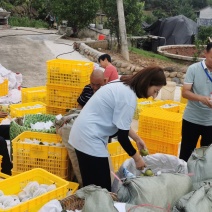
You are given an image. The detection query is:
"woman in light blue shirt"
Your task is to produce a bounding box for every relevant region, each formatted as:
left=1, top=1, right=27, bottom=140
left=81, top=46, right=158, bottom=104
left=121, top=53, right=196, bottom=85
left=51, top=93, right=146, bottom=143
left=69, top=66, right=167, bottom=191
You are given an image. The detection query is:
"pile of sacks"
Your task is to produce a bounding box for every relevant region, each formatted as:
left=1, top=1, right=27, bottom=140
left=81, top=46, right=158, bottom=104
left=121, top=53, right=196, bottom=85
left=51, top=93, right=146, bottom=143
left=38, top=146, right=212, bottom=212
left=0, top=64, right=22, bottom=104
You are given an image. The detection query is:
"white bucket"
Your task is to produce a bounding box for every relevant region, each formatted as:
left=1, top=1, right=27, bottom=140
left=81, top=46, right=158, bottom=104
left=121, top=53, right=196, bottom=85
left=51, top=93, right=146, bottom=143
left=161, top=81, right=176, bottom=100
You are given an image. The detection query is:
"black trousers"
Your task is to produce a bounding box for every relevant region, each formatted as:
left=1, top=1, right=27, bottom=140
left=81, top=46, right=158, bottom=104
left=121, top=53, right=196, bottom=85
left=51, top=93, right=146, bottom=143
left=0, top=125, right=10, bottom=140
left=75, top=149, right=111, bottom=192
left=179, top=119, right=212, bottom=162
left=0, top=136, right=12, bottom=175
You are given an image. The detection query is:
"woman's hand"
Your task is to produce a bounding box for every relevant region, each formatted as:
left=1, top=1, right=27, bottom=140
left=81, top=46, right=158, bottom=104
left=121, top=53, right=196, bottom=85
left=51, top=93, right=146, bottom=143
left=128, top=128, right=147, bottom=150
left=132, top=152, right=146, bottom=170
left=135, top=137, right=147, bottom=151
left=0, top=111, right=8, bottom=118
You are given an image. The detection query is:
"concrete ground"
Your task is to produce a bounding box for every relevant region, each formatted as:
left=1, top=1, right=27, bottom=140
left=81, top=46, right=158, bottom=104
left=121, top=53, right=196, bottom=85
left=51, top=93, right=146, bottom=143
left=0, top=27, right=89, bottom=87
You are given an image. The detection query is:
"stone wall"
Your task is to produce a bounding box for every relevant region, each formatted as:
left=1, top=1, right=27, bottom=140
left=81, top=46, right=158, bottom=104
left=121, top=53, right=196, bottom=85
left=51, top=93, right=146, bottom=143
left=74, top=42, right=187, bottom=85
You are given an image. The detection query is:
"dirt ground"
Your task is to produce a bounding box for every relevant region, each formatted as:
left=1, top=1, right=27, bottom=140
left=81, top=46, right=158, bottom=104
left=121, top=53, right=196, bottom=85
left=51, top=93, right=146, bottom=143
left=165, top=46, right=205, bottom=58
left=103, top=49, right=191, bottom=71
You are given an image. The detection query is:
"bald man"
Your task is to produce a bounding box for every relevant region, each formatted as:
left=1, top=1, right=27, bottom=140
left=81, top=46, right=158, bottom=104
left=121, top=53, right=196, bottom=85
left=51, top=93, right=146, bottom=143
left=77, top=69, right=105, bottom=109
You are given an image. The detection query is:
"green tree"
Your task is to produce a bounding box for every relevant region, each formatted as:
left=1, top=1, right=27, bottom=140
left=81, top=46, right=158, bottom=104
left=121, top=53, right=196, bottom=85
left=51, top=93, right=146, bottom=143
left=191, top=0, right=207, bottom=8
left=145, top=0, right=196, bottom=21
left=51, top=0, right=100, bottom=35
left=198, top=26, right=212, bottom=42
left=102, top=0, right=144, bottom=38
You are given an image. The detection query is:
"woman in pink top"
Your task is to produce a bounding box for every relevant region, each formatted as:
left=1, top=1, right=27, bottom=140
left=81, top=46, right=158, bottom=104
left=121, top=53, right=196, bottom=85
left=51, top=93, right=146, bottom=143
left=98, top=54, right=119, bottom=83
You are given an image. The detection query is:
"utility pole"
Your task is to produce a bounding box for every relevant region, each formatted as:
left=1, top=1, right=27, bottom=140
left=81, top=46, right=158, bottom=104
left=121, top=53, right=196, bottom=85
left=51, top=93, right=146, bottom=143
left=116, top=0, right=129, bottom=61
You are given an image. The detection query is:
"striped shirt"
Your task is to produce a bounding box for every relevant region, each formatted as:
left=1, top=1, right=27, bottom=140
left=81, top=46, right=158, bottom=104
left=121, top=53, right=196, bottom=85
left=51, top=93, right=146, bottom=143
left=77, top=84, right=94, bottom=107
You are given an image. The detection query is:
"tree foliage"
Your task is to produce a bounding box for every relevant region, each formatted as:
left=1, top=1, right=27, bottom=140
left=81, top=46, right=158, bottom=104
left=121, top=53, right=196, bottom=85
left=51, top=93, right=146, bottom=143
left=102, top=0, right=144, bottom=38
left=198, top=26, right=212, bottom=42
left=145, top=0, right=196, bottom=20
left=50, top=0, right=100, bottom=35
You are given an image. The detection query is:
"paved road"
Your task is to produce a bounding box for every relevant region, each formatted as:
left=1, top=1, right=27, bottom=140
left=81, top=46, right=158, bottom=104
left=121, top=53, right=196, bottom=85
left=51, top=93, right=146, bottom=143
left=0, top=27, right=90, bottom=87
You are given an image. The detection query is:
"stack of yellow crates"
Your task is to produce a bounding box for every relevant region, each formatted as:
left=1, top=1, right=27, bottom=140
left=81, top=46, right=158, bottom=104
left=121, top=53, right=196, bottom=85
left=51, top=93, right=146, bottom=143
left=138, top=107, right=182, bottom=156
left=45, top=59, right=93, bottom=115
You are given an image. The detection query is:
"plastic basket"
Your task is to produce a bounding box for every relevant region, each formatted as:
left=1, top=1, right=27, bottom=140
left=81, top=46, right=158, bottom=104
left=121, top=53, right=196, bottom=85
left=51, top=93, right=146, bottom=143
left=0, top=172, right=10, bottom=181
left=179, top=103, right=186, bottom=114
left=10, top=114, right=56, bottom=140
left=138, top=108, right=182, bottom=144
left=143, top=137, right=181, bottom=157
left=159, top=100, right=180, bottom=113
left=108, top=141, right=138, bottom=172
left=46, top=106, right=68, bottom=115
left=66, top=182, right=79, bottom=195
left=12, top=131, right=68, bottom=179
left=10, top=102, right=46, bottom=118
left=0, top=168, right=69, bottom=212
left=0, top=79, right=8, bottom=97
left=134, top=98, right=163, bottom=120
left=46, top=59, right=93, bottom=87
left=21, top=86, right=46, bottom=103
left=46, top=84, right=82, bottom=109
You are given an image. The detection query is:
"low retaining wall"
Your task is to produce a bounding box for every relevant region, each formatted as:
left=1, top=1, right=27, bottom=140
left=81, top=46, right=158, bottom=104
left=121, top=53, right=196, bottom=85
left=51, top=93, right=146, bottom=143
left=158, top=45, right=204, bottom=62
left=74, top=42, right=188, bottom=85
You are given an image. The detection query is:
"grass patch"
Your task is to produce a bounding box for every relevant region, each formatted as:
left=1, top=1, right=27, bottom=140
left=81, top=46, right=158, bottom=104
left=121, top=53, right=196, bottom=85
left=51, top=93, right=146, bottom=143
left=129, top=47, right=173, bottom=62
left=9, top=16, right=48, bottom=28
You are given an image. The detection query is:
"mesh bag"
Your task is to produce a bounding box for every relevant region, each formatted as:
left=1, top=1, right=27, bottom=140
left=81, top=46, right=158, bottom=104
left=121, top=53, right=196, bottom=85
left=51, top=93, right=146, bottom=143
left=10, top=114, right=56, bottom=140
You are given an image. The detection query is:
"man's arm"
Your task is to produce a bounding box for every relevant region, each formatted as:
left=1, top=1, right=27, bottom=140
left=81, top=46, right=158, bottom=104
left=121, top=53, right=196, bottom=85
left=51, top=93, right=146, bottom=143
left=77, top=104, right=83, bottom=110
left=0, top=112, right=8, bottom=118
left=182, top=84, right=212, bottom=108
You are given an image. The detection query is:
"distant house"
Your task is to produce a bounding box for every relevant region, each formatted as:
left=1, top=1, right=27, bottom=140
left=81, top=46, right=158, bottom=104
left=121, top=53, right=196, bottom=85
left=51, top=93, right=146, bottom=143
left=197, top=6, right=212, bottom=26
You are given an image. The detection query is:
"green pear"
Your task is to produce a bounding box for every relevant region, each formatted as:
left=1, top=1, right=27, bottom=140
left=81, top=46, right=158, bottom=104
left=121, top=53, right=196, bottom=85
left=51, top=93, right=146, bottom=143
left=140, top=149, right=149, bottom=157
left=144, top=169, right=154, bottom=176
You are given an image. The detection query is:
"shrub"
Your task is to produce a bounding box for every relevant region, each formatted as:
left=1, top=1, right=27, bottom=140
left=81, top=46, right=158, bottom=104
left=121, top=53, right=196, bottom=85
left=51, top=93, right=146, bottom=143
left=9, top=16, right=48, bottom=28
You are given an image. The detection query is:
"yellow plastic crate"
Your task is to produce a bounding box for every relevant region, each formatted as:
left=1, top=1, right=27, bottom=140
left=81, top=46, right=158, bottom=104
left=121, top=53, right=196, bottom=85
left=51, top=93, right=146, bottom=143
left=46, top=106, right=68, bottom=115
left=12, top=131, right=68, bottom=179
left=0, top=155, right=2, bottom=172
left=159, top=100, right=180, bottom=113
left=0, top=79, right=8, bottom=97
left=134, top=98, right=163, bottom=120
left=138, top=108, right=182, bottom=144
left=66, top=181, right=79, bottom=195
left=179, top=103, right=186, bottom=114
left=108, top=141, right=138, bottom=172
left=21, top=86, right=46, bottom=103
left=46, top=84, right=82, bottom=109
left=47, top=59, right=93, bottom=87
left=143, top=137, right=181, bottom=156
left=10, top=102, right=46, bottom=117
left=0, top=172, right=10, bottom=181
left=0, top=168, right=69, bottom=212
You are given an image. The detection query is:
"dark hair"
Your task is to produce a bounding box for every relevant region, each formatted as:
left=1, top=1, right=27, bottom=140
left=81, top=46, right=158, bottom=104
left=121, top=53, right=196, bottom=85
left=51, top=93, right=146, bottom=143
left=121, top=66, right=167, bottom=98
left=206, top=42, right=212, bottom=52
left=98, top=54, right=112, bottom=63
